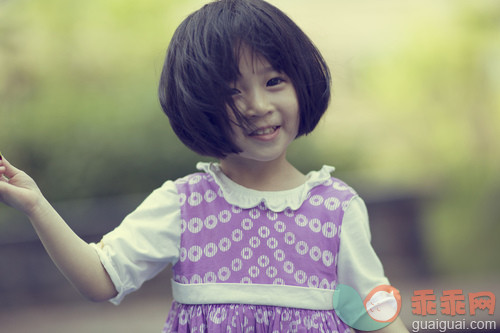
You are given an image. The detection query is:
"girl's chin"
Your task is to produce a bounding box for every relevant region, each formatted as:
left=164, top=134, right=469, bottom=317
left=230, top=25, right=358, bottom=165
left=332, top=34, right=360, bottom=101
left=232, top=150, right=288, bottom=164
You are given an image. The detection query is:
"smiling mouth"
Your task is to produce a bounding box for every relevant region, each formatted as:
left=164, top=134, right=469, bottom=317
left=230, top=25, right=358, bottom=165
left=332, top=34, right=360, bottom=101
left=249, top=126, right=280, bottom=136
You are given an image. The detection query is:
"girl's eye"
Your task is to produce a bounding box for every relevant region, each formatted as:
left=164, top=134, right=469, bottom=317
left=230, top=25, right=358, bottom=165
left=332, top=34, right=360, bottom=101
left=230, top=88, right=241, bottom=96
left=267, top=77, right=284, bottom=87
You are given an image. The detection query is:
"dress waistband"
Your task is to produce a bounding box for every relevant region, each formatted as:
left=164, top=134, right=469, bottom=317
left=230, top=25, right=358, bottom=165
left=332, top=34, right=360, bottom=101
left=171, top=280, right=335, bottom=310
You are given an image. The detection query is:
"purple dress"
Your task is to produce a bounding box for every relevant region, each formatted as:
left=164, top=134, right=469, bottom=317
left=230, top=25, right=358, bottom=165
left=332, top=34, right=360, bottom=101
left=162, top=172, right=356, bottom=333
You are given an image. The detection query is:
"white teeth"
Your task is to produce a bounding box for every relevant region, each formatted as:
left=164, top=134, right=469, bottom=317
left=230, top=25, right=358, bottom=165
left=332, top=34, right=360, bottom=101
left=252, top=126, right=277, bottom=136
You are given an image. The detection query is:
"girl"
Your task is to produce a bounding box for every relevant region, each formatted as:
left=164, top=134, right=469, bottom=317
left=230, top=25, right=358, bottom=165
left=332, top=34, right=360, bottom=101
left=0, top=0, right=407, bottom=332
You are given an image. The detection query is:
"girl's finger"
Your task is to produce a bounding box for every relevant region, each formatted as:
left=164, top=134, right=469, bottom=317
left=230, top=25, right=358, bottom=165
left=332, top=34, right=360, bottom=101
left=0, top=165, right=6, bottom=181
left=0, top=153, right=5, bottom=180
left=0, top=154, right=22, bottom=179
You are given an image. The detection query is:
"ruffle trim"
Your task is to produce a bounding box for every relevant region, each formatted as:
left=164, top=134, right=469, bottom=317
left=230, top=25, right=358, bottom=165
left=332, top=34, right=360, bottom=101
left=196, top=162, right=335, bottom=212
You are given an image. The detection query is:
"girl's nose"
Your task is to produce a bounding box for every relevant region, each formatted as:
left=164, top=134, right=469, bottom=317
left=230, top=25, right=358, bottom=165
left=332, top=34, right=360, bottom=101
left=244, top=91, right=272, bottom=118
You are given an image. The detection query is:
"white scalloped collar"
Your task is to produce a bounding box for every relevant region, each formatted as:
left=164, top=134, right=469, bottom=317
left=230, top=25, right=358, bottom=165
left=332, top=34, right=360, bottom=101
left=196, top=162, right=335, bottom=212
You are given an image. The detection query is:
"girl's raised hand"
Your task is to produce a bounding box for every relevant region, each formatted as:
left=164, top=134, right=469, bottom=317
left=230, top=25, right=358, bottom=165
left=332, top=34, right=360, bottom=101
left=0, top=154, right=44, bottom=217
left=0, top=153, right=118, bottom=301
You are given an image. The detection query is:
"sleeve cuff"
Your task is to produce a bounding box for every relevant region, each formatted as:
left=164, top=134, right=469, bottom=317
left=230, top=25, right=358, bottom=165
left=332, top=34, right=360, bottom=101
left=89, top=242, right=127, bottom=305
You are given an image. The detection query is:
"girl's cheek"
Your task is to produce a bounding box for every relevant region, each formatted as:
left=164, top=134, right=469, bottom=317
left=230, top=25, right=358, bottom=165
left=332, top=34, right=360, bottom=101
left=232, top=99, right=247, bottom=116
left=226, top=98, right=245, bottom=120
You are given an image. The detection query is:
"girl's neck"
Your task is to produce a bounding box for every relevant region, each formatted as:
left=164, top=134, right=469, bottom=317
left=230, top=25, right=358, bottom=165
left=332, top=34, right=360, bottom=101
left=219, top=155, right=306, bottom=191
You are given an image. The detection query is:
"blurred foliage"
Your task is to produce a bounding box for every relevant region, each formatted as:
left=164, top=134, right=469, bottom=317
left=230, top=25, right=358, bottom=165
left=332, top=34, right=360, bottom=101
left=365, top=1, right=500, bottom=275
left=313, top=0, right=500, bottom=275
left=0, top=0, right=202, bottom=201
left=1, top=0, right=499, bottom=276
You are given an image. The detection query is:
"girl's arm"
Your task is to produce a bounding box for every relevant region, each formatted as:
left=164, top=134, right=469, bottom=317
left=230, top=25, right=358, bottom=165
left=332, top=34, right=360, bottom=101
left=0, top=155, right=117, bottom=302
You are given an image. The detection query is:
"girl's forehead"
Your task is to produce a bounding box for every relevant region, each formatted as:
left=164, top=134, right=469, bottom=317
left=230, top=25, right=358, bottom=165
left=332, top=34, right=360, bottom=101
left=236, top=44, right=275, bottom=75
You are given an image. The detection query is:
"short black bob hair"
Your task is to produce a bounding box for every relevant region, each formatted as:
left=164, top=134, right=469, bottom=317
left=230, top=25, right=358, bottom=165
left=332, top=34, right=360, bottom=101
left=159, top=0, right=331, bottom=158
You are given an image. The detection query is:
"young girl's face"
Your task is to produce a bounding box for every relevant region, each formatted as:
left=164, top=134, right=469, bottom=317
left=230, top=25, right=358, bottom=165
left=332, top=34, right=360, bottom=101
left=225, top=45, right=300, bottom=165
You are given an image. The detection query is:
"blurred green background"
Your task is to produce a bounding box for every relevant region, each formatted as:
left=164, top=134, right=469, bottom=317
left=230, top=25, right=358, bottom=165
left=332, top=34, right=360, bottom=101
left=1, top=0, right=499, bottom=295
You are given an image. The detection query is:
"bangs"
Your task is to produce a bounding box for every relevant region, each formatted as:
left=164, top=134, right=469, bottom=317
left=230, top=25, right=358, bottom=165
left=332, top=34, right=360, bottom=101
left=176, top=0, right=290, bottom=88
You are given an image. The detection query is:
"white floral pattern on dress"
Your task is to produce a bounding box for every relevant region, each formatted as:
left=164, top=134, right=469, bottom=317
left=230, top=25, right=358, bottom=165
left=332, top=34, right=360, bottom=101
left=166, top=169, right=356, bottom=332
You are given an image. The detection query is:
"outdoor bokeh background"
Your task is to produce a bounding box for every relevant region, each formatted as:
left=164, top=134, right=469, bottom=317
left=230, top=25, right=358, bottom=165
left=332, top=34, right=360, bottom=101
left=1, top=0, right=499, bottom=331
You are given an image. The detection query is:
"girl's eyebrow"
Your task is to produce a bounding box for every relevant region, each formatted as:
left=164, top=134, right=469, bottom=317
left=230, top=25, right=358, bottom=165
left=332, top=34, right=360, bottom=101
left=256, top=65, right=279, bottom=75
left=237, top=65, right=279, bottom=78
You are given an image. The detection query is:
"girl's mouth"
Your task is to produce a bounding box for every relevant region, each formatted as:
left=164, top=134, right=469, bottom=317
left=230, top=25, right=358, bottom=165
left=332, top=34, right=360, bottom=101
left=249, top=126, right=280, bottom=137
